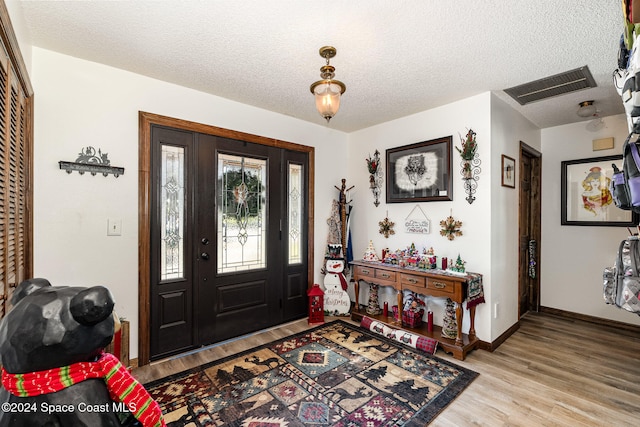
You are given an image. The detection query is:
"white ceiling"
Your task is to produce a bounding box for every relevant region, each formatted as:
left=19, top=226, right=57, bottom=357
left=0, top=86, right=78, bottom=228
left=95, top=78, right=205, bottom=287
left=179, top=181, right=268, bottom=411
left=18, top=0, right=626, bottom=133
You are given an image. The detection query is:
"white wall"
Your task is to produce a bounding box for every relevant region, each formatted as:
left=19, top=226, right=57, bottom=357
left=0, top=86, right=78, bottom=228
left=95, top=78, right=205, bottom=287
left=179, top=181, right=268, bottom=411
left=541, top=114, right=640, bottom=325
left=5, top=0, right=32, bottom=73
left=31, top=47, right=350, bottom=359
left=490, top=94, right=541, bottom=338
left=347, top=92, right=493, bottom=342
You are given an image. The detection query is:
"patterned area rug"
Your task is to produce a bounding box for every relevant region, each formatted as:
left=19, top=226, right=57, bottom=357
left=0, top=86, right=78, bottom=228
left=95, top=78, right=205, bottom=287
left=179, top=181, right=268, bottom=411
left=145, top=320, right=478, bottom=426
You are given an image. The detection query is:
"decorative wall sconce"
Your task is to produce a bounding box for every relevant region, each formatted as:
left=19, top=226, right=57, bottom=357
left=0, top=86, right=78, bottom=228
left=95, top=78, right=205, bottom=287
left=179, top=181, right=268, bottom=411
left=366, top=150, right=383, bottom=207
left=310, top=46, right=346, bottom=123
left=456, top=129, right=481, bottom=204
left=59, top=146, right=124, bottom=177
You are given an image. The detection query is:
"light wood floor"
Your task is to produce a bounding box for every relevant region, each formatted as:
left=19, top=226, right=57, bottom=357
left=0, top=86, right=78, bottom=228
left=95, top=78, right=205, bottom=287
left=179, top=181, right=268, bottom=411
left=132, top=312, right=640, bottom=426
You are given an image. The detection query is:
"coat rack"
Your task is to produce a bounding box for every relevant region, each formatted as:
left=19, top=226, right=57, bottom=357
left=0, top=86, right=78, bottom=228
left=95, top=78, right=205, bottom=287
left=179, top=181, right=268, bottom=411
left=59, top=146, right=124, bottom=177
left=335, top=179, right=354, bottom=258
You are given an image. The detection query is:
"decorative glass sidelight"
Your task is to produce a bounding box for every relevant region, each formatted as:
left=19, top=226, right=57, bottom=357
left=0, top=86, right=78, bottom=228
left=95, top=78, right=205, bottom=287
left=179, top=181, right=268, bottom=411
left=218, top=153, right=267, bottom=273
left=288, top=163, right=302, bottom=264
left=160, top=145, right=185, bottom=280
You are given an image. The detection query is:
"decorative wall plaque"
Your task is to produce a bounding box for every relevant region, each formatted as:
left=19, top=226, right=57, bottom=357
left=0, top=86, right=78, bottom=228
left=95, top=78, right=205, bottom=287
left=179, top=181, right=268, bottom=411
left=59, top=146, right=124, bottom=177
left=404, top=204, right=430, bottom=234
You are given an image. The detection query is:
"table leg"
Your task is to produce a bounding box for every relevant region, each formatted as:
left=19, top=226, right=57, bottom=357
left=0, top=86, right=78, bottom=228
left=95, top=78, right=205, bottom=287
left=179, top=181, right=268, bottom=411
left=396, top=289, right=403, bottom=322
left=455, top=302, right=463, bottom=346
left=469, top=305, right=476, bottom=339
left=354, top=279, right=359, bottom=311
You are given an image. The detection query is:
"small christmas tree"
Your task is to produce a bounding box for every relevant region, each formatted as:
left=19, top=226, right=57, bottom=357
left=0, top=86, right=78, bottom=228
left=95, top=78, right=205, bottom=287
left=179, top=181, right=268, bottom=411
left=441, top=298, right=458, bottom=339
left=366, top=283, right=382, bottom=315
left=451, top=254, right=466, bottom=273
left=363, top=240, right=379, bottom=262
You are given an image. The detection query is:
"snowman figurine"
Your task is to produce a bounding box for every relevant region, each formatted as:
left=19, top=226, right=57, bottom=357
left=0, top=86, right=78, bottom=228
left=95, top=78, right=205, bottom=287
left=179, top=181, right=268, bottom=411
left=323, top=256, right=351, bottom=316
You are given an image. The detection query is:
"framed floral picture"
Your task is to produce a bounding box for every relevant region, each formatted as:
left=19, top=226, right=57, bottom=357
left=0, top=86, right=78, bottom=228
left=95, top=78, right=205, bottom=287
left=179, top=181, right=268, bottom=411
left=560, top=155, right=638, bottom=226
left=385, top=136, right=453, bottom=203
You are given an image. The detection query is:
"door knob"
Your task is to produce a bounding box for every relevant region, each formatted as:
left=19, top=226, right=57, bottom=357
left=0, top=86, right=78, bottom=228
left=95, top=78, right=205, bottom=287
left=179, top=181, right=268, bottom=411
left=201, top=252, right=210, bottom=260
left=201, top=238, right=209, bottom=245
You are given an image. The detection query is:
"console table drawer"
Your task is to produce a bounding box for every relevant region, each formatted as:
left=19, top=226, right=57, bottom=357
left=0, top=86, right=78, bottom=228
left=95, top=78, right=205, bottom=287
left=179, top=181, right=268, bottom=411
left=376, top=270, right=396, bottom=281
left=355, top=265, right=375, bottom=279
left=401, top=274, right=426, bottom=287
left=426, top=278, right=455, bottom=295
left=355, top=266, right=396, bottom=287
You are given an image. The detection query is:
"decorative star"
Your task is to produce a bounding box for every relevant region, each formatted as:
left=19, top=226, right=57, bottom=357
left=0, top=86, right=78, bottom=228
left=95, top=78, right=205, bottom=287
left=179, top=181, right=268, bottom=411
left=439, top=215, right=463, bottom=241
left=379, top=217, right=395, bottom=238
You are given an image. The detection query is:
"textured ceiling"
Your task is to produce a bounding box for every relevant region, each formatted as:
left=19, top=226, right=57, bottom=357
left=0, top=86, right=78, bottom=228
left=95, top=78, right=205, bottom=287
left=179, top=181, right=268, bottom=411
left=18, top=0, right=626, bottom=133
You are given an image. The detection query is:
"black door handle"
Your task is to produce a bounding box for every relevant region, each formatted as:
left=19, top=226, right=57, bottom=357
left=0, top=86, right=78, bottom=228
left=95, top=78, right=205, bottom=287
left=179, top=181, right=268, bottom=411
left=201, top=252, right=210, bottom=260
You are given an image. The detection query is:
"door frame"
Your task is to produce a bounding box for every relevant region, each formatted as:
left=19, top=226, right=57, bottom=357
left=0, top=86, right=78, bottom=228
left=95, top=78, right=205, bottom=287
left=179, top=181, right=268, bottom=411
left=137, top=111, right=315, bottom=366
left=518, top=141, right=542, bottom=316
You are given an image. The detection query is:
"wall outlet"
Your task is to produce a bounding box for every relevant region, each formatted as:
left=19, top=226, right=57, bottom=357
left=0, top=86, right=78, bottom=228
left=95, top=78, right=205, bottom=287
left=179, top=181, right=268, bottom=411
left=494, top=302, right=499, bottom=319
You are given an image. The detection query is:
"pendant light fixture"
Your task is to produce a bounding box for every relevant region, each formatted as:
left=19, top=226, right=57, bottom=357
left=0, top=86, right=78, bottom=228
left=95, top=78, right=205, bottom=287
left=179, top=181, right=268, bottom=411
left=310, top=46, right=346, bottom=123
left=577, top=100, right=597, bottom=118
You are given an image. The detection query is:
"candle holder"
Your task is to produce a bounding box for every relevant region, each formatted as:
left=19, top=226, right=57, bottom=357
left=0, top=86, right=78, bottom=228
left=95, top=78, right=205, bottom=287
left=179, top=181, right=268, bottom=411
left=460, top=153, right=481, bottom=204
left=366, top=150, right=383, bottom=207
left=456, top=129, right=481, bottom=204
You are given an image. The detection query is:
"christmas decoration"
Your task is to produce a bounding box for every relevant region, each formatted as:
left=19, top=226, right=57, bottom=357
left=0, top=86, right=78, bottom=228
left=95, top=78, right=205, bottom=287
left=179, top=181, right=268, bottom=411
left=439, top=215, right=462, bottom=240
left=323, top=257, right=350, bottom=316
left=450, top=254, right=466, bottom=273
left=455, top=129, right=477, bottom=161
left=366, top=283, right=382, bottom=315
left=363, top=240, right=379, bottom=261
left=379, top=215, right=395, bottom=238
left=456, top=129, right=481, bottom=204
left=441, top=298, right=458, bottom=339
left=366, top=150, right=383, bottom=207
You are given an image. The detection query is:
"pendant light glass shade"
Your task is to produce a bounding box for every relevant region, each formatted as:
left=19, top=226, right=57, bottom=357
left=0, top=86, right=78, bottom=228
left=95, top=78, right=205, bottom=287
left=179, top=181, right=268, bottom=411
left=310, top=46, right=346, bottom=123
left=312, top=80, right=345, bottom=122
left=577, top=100, right=596, bottom=118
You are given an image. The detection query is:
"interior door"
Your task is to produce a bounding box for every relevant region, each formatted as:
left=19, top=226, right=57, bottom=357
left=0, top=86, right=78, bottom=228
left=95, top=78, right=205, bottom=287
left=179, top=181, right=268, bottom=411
left=518, top=143, right=542, bottom=317
left=149, top=126, right=308, bottom=360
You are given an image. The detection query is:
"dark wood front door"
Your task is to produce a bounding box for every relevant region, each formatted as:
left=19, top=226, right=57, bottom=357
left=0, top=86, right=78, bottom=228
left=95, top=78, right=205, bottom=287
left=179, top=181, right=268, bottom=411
left=518, top=142, right=542, bottom=317
left=149, top=125, right=308, bottom=360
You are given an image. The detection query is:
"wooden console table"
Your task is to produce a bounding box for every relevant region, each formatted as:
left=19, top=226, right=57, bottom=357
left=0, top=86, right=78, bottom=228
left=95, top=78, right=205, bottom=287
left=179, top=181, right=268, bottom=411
left=350, top=260, right=480, bottom=360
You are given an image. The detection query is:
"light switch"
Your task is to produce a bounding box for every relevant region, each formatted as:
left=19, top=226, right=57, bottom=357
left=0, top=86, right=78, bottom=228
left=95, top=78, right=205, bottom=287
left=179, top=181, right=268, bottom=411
left=107, top=219, right=122, bottom=236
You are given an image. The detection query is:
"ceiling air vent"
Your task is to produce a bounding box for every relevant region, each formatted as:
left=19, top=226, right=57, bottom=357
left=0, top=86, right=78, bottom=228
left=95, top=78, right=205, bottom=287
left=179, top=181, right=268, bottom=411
left=504, top=66, right=597, bottom=105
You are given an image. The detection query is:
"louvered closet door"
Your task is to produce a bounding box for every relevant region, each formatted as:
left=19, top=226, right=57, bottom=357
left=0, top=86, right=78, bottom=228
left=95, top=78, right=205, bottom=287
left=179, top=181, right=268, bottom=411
left=0, top=51, right=29, bottom=317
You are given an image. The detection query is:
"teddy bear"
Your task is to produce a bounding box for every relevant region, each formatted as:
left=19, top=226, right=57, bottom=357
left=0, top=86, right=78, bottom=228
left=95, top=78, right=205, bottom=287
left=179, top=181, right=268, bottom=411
left=0, top=278, right=165, bottom=427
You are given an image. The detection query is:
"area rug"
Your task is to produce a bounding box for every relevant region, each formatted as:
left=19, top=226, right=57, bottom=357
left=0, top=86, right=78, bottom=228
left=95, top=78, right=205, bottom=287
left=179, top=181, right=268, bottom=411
left=145, top=320, right=478, bottom=426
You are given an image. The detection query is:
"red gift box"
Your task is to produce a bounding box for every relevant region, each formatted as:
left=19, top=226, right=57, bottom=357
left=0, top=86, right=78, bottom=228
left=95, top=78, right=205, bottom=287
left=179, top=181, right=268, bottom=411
left=392, top=305, right=424, bottom=328
left=402, top=308, right=424, bottom=328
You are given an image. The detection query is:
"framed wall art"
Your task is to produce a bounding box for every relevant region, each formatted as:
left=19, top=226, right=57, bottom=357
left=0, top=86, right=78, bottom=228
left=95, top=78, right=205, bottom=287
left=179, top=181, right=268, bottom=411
left=501, top=155, right=516, bottom=188
left=560, top=155, right=638, bottom=226
left=386, top=136, right=452, bottom=203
